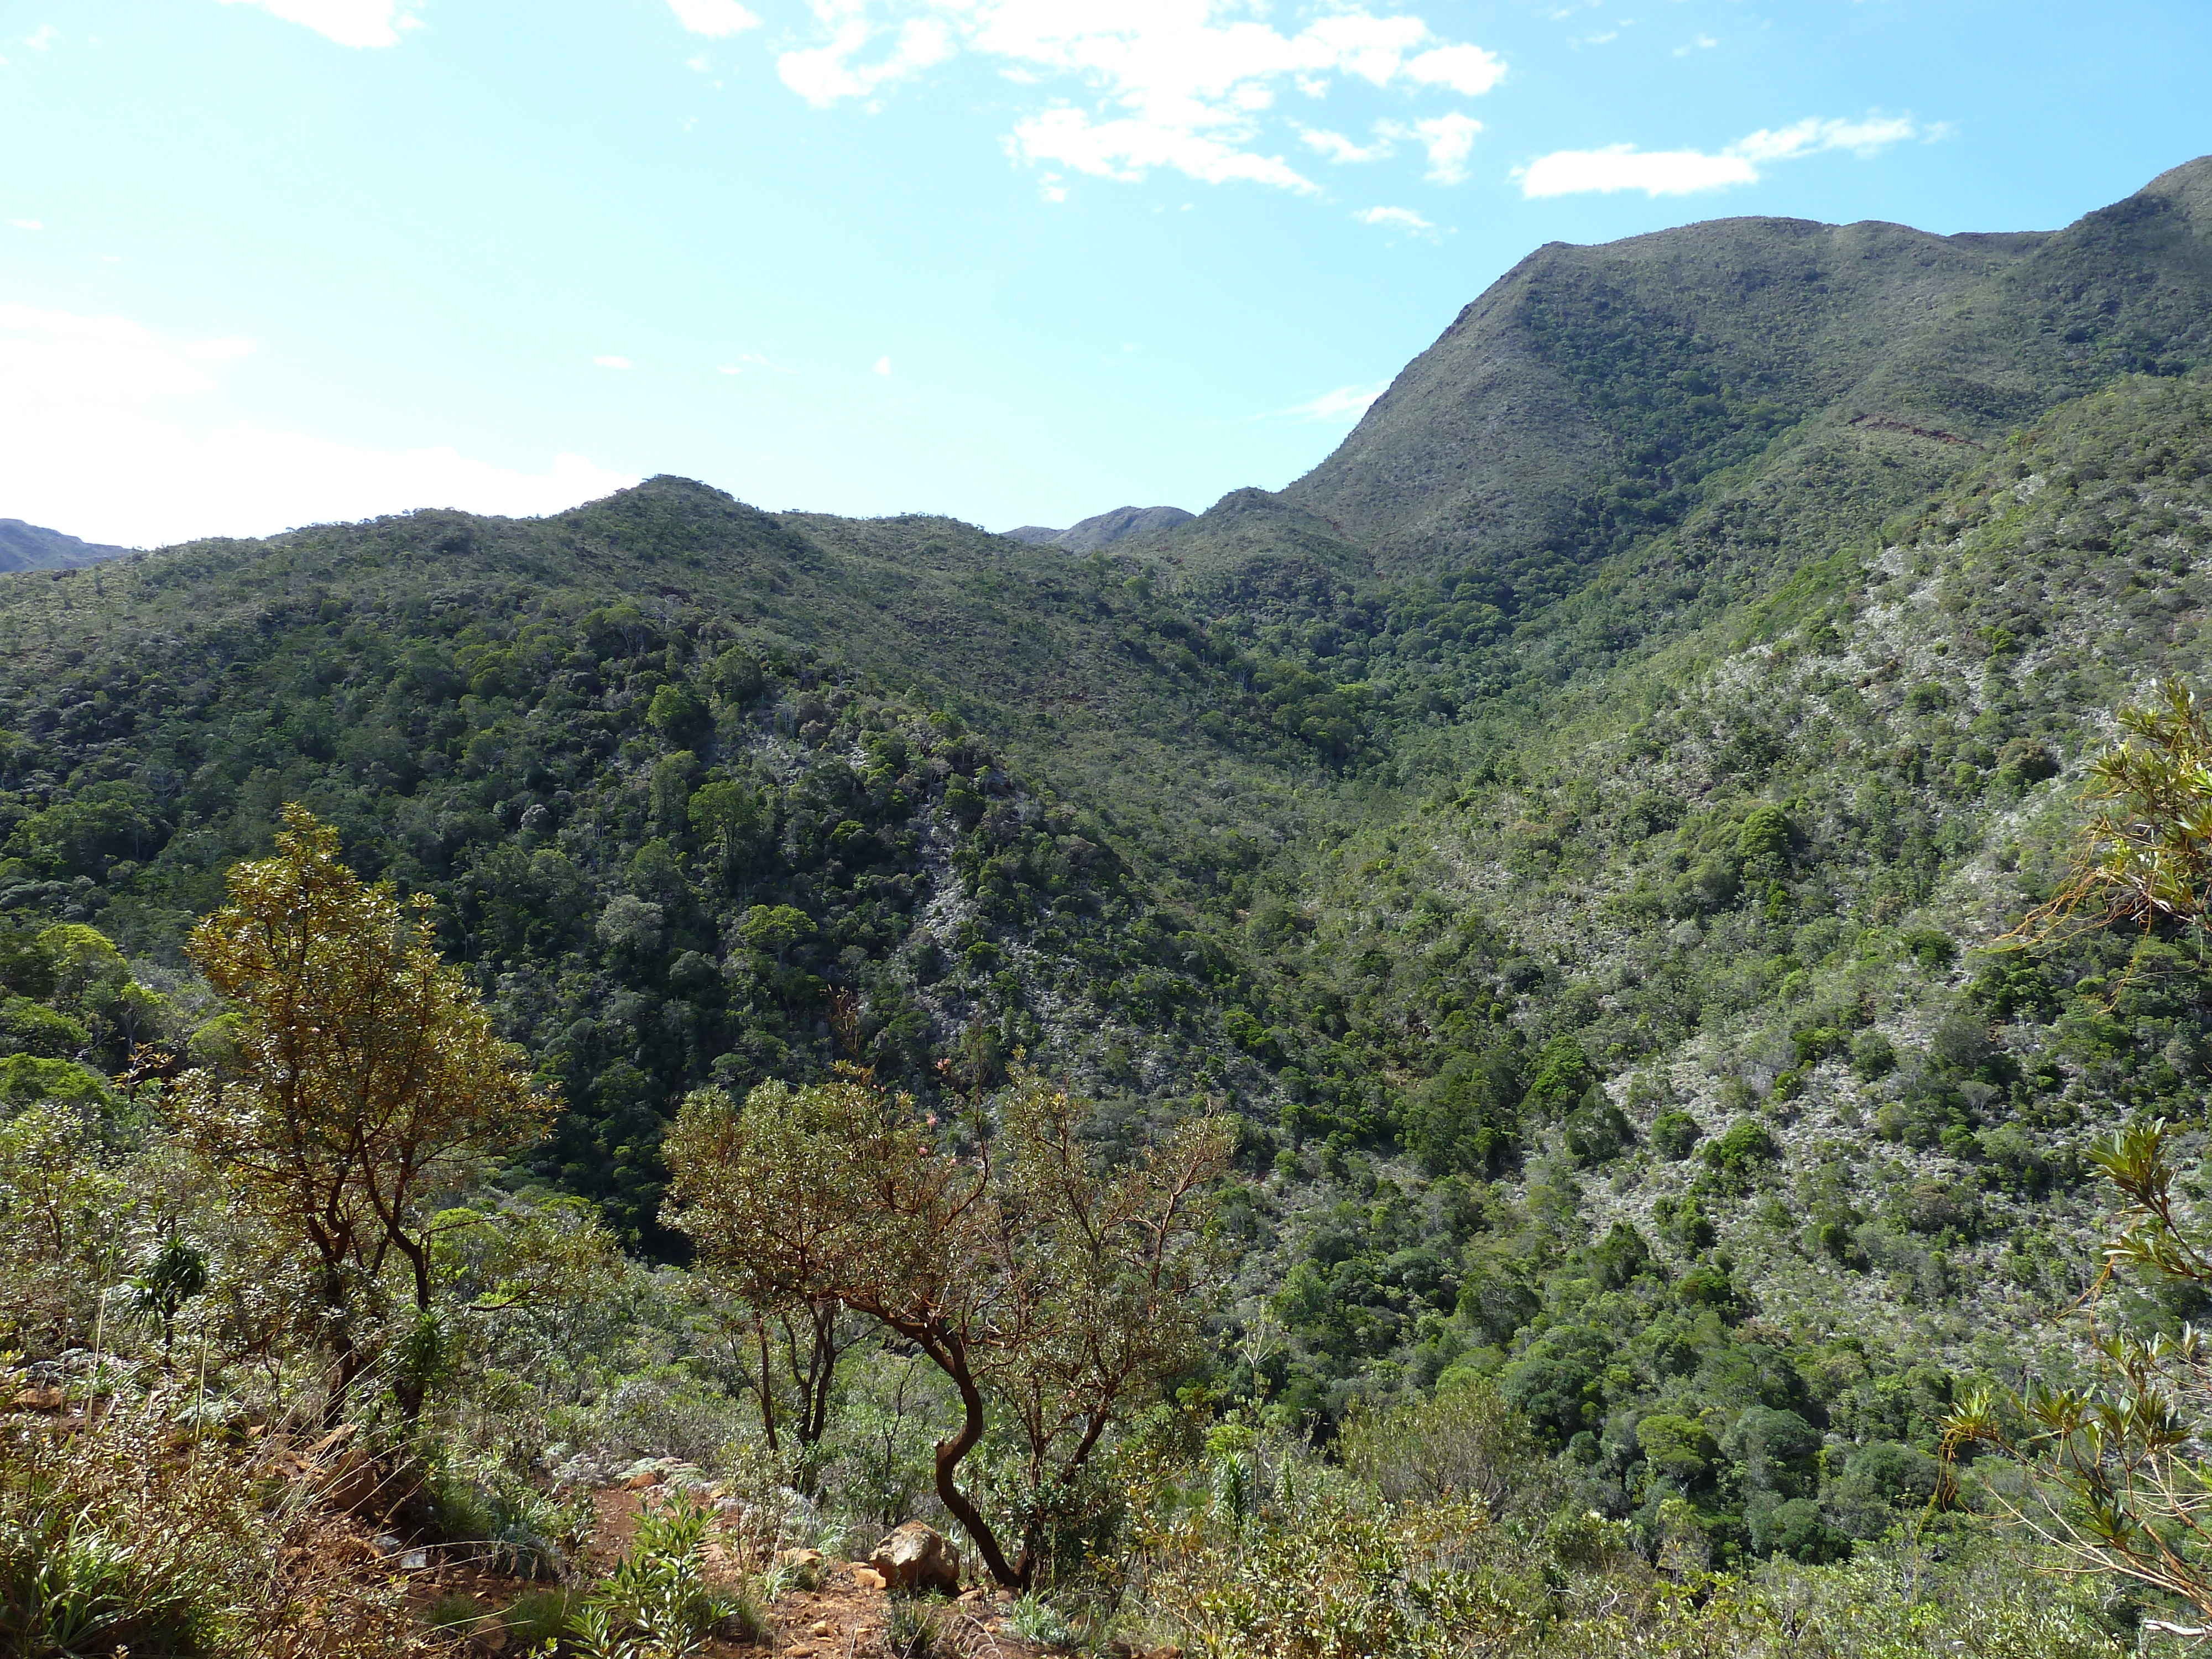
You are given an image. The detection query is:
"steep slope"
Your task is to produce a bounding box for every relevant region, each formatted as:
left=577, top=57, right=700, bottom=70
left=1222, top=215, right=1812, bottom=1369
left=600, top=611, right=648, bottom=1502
left=1225, top=370, right=2212, bottom=1479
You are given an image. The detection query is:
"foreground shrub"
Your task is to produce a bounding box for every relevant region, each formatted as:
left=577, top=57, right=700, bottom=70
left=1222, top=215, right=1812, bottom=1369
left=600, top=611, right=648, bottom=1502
left=568, top=1493, right=748, bottom=1659
left=0, top=1395, right=410, bottom=1657
left=1335, top=1376, right=1551, bottom=1516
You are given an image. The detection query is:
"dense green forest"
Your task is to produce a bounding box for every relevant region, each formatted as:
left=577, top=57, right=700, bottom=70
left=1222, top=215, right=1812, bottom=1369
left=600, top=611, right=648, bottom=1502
left=11, top=158, right=2212, bottom=1657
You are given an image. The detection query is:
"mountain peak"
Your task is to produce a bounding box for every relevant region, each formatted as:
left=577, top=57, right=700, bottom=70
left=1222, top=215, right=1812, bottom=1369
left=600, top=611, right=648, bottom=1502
left=998, top=505, right=1193, bottom=553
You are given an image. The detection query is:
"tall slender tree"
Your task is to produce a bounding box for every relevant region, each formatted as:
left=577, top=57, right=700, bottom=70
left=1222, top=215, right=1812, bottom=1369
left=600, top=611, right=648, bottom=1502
left=173, top=805, right=554, bottom=1422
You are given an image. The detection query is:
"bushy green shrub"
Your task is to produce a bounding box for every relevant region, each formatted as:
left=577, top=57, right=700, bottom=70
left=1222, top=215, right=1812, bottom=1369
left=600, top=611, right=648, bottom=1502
left=1702, top=1118, right=1778, bottom=1173
left=568, top=1493, right=744, bottom=1659
left=1337, top=1376, right=1550, bottom=1515
left=1649, top=1109, right=1702, bottom=1159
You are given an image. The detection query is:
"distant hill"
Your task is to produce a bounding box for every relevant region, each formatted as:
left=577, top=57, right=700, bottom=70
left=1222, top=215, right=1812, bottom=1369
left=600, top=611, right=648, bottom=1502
left=999, top=505, right=1194, bottom=552
left=1135, top=155, right=2212, bottom=613
left=0, top=518, right=131, bottom=572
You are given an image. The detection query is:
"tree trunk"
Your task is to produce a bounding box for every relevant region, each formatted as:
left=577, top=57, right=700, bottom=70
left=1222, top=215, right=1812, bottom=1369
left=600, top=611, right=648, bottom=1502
left=802, top=1300, right=838, bottom=1446
left=925, top=1331, right=1028, bottom=1589
left=758, top=1317, right=779, bottom=1453
left=324, top=1314, right=369, bottom=1430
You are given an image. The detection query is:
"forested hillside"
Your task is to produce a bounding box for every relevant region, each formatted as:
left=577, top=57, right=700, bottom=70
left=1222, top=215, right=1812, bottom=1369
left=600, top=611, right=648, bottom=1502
left=10, top=158, right=2212, bottom=1655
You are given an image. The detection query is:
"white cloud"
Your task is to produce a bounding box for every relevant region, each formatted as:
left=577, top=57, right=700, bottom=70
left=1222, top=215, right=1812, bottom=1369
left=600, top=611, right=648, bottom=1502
left=1354, top=206, right=1436, bottom=236
left=1300, top=125, right=1394, bottom=164
left=717, top=351, right=787, bottom=374
left=781, top=17, right=954, bottom=107
left=1402, top=43, right=1505, bottom=95
left=22, top=24, right=56, bottom=50
left=213, top=0, right=422, bottom=49
left=1283, top=382, right=1387, bottom=421
left=592, top=355, right=632, bottom=368
left=873, top=355, right=891, bottom=375
left=777, top=3, right=1503, bottom=194
left=1672, top=33, right=1718, bottom=56
left=0, top=301, right=633, bottom=546
left=1519, top=144, right=1756, bottom=197
left=668, top=0, right=760, bottom=38
left=1517, top=110, right=1929, bottom=197
left=1731, top=113, right=1920, bottom=163
left=1413, top=112, right=1480, bottom=184
left=8, top=219, right=40, bottom=231
left=1014, top=107, right=1315, bottom=191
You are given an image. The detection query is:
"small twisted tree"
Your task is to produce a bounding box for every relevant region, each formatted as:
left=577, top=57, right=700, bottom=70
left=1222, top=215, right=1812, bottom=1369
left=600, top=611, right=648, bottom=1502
left=664, top=1068, right=1230, bottom=1587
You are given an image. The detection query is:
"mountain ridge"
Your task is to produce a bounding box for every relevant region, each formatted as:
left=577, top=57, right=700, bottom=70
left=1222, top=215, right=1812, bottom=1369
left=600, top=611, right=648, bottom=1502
left=0, top=518, right=132, bottom=573
left=1120, top=155, right=2212, bottom=619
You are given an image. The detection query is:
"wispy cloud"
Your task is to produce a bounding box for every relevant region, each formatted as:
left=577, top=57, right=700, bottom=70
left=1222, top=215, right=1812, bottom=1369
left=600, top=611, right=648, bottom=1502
left=1517, top=109, right=1933, bottom=197
left=1732, top=113, right=1924, bottom=162
left=1299, top=126, right=1394, bottom=165
left=1296, top=110, right=1480, bottom=184
left=0, top=301, right=632, bottom=545
left=1282, top=382, right=1389, bottom=421
left=1672, top=34, right=1718, bottom=57
left=873, top=355, right=891, bottom=375
left=1354, top=206, right=1437, bottom=237
left=8, top=218, right=41, bottom=231
left=717, top=352, right=789, bottom=374
left=21, top=24, right=56, bottom=50
left=781, top=17, right=955, bottom=107
left=213, top=0, right=422, bottom=49
left=775, top=3, right=1503, bottom=197
left=668, top=0, right=760, bottom=38
left=1013, top=108, right=1315, bottom=192
left=1412, top=112, right=1480, bottom=184
left=593, top=355, right=632, bottom=369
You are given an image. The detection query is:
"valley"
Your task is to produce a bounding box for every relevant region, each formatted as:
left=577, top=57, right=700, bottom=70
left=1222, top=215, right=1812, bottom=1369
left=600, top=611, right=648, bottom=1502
left=9, top=156, right=2212, bottom=1657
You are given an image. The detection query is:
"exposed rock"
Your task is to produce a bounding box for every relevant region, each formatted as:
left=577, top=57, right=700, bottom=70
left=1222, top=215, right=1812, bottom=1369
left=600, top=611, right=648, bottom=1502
left=614, top=1455, right=703, bottom=1491
left=852, top=1566, right=888, bottom=1590
left=868, top=1520, right=961, bottom=1594
left=315, top=1443, right=384, bottom=1514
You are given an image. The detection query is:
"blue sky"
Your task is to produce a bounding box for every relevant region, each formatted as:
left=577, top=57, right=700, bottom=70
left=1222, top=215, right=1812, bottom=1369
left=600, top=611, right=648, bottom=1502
left=2, top=1, right=2207, bottom=547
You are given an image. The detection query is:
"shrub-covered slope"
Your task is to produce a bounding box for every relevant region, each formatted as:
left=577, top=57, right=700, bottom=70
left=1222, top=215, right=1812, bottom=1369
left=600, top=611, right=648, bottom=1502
left=1208, top=369, right=2212, bottom=1553
left=0, top=493, right=1344, bottom=1239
